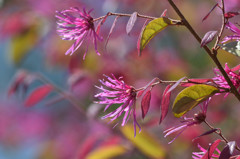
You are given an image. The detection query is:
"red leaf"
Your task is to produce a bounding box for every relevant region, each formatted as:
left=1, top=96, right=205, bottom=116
left=160, top=9, right=167, bottom=17
left=77, top=136, right=97, bottom=159
left=180, top=83, right=195, bottom=87
left=105, top=16, right=119, bottom=49
left=141, top=90, right=151, bottom=119
left=8, top=70, right=28, bottom=97
left=202, top=139, right=221, bottom=159
left=126, top=12, right=138, bottom=35
left=96, top=13, right=109, bottom=34
left=201, top=31, right=218, bottom=47
left=137, top=78, right=159, bottom=98
left=25, top=84, right=53, bottom=107
left=224, top=12, right=240, bottom=19
left=188, top=78, right=213, bottom=83
left=159, top=85, right=171, bottom=124
left=137, top=19, right=149, bottom=56
left=137, top=90, right=145, bottom=98
left=202, top=3, right=219, bottom=22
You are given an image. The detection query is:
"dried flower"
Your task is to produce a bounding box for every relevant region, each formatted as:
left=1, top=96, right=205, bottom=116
left=212, top=63, right=240, bottom=97
left=56, top=7, right=101, bottom=59
left=164, top=99, right=209, bottom=144
left=222, top=22, right=240, bottom=43
left=95, top=74, right=141, bottom=136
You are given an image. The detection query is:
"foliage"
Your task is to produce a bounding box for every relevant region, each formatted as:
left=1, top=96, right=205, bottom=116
left=1, top=0, right=240, bottom=159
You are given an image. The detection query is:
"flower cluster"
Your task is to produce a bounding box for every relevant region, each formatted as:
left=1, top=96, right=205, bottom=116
left=212, top=63, right=240, bottom=97
left=95, top=75, right=141, bottom=136
left=56, top=7, right=101, bottom=59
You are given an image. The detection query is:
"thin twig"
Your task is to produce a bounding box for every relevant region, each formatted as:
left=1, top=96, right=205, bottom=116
left=93, top=12, right=182, bottom=25
left=204, top=120, right=240, bottom=151
left=213, top=0, right=228, bottom=51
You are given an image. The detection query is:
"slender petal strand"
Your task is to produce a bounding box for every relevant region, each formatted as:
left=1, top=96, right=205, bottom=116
left=164, top=100, right=209, bottom=144
left=56, top=7, right=102, bottom=58
left=95, top=75, right=140, bottom=136
left=222, top=22, right=240, bottom=43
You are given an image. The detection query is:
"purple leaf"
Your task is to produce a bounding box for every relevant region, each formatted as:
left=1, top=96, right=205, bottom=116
left=202, top=3, right=219, bottom=22
left=105, top=16, right=120, bottom=49
left=219, top=141, right=236, bottom=159
left=202, top=139, right=221, bottom=159
left=137, top=20, right=149, bottom=56
left=141, top=90, right=151, bottom=119
left=126, top=12, right=138, bottom=35
left=201, top=31, right=218, bottom=47
left=159, top=85, right=171, bottom=124
left=192, top=128, right=218, bottom=141
left=167, top=77, right=186, bottom=94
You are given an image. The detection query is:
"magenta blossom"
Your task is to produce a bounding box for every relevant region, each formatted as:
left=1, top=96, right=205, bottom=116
left=95, top=74, right=141, bottom=136
left=212, top=63, right=240, bottom=97
left=192, top=143, right=220, bottom=159
left=222, top=22, right=240, bottom=43
left=164, top=99, right=210, bottom=144
left=56, top=7, right=101, bottom=59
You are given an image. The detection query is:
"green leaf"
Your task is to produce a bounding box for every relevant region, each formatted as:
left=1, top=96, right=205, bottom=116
left=140, top=17, right=172, bottom=54
left=121, top=124, right=166, bottom=158
left=220, top=41, right=240, bottom=57
left=172, top=84, right=219, bottom=118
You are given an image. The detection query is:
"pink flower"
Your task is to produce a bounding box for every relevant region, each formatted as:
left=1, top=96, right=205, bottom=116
left=56, top=7, right=101, bottom=59
left=95, top=74, right=141, bottom=136
left=192, top=143, right=220, bottom=159
left=222, top=22, right=240, bottom=43
left=164, top=99, right=209, bottom=144
left=212, top=63, right=240, bottom=97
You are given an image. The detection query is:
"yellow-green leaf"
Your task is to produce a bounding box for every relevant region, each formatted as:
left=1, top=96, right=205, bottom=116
left=140, top=17, right=172, bottom=54
left=173, top=84, right=219, bottom=118
left=121, top=124, right=166, bottom=158
left=86, top=145, right=126, bottom=159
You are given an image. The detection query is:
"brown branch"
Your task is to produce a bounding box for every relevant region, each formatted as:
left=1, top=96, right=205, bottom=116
left=167, top=0, right=240, bottom=101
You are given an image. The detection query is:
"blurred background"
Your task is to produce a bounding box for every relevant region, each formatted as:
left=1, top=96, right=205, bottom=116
left=0, top=0, right=240, bottom=158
